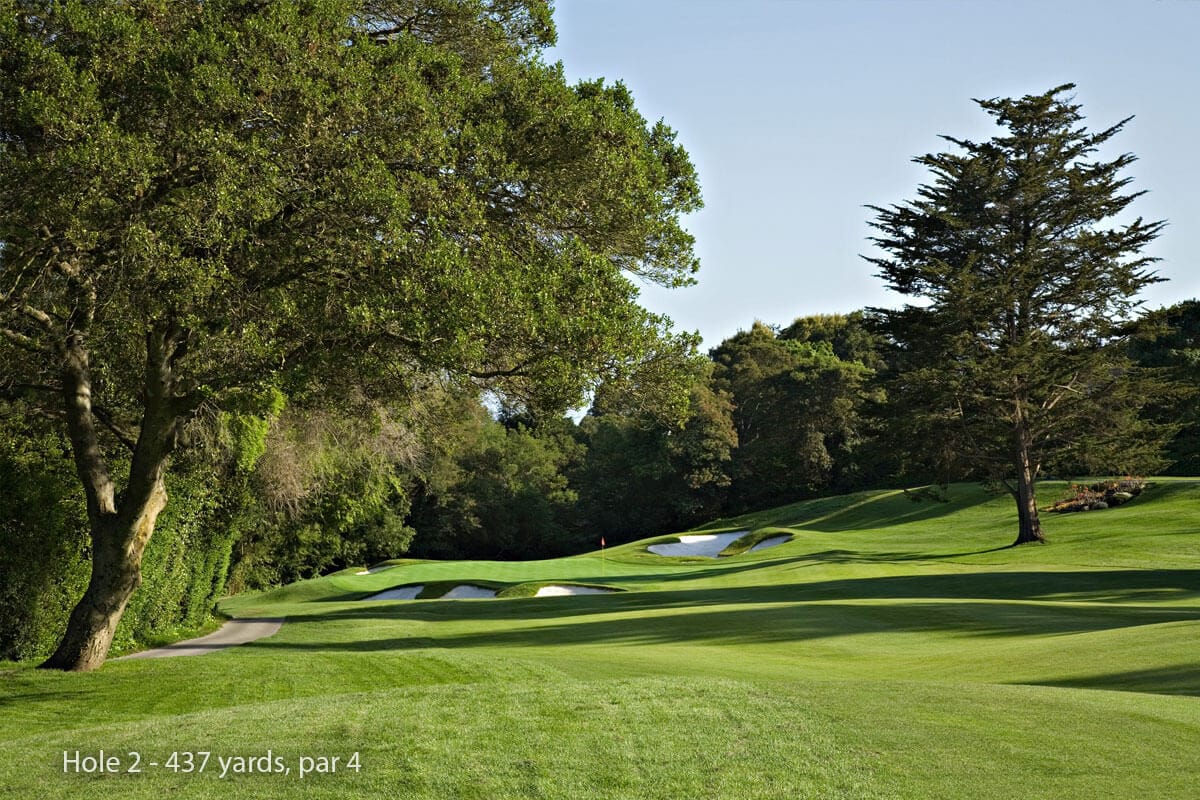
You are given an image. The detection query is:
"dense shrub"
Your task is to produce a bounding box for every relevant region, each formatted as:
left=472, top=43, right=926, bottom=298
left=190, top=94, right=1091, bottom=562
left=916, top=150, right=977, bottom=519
left=1046, top=478, right=1147, bottom=513
left=408, top=412, right=583, bottom=560
left=226, top=403, right=417, bottom=590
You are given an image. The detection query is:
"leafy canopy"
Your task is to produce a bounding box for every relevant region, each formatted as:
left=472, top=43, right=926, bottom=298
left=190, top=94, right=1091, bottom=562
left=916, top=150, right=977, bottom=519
left=710, top=321, right=874, bottom=511
left=0, top=0, right=702, bottom=424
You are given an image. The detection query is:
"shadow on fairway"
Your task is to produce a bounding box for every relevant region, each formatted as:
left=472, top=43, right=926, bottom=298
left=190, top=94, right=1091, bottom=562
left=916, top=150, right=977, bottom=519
left=787, top=545, right=1015, bottom=564
left=335, top=542, right=1025, bottom=605
left=325, top=568, right=1200, bottom=616
left=1034, top=664, right=1200, bottom=696
left=313, top=553, right=826, bottom=602
left=696, top=480, right=1199, bottom=537
left=249, top=598, right=1200, bottom=701
left=696, top=486, right=1000, bottom=534
left=794, top=489, right=997, bottom=532
left=0, top=688, right=102, bottom=711
left=250, top=568, right=1200, bottom=697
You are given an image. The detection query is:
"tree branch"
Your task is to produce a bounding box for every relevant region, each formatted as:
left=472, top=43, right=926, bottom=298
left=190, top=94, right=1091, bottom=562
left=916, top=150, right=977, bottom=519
left=468, top=359, right=535, bottom=380
left=92, top=404, right=139, bottom=452
left=1042, top=373, right=1081, bottom=412
left=120, top=321, right=189, bottom=526
left=0, top=380, right=59, bottom=399
left=20, top=303, right=55, bottom=330
left=61, top=333, right=118, bottom=521
left=1, top=326, right=44, bottom=352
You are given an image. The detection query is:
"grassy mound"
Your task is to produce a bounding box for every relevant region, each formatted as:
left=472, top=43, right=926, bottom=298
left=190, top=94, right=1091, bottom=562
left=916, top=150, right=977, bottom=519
left=718, top=528, right=794, bottom=556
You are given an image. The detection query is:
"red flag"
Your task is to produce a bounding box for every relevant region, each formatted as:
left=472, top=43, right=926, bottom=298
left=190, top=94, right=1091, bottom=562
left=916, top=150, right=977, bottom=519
left=600, top=537, right=606, bottom=548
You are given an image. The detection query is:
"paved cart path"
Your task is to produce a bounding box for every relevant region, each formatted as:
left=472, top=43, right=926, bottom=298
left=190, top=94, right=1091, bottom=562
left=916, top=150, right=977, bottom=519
left=116, top=618, right=285, bottom=660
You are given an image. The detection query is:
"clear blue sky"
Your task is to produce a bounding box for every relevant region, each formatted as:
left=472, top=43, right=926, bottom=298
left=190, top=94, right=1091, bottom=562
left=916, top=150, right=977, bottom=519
left=544, top=0, right=1200, bottom=349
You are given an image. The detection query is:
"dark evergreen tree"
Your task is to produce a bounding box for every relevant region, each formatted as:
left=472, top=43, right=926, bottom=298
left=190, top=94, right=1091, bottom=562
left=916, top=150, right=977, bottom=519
left=865, top=85, right=1169, bottom=545
left=1128, top=301, right=1200, bottom=475
left=406, top=410, right=583, bottom=561
left=572, top=369, right=736, bottom=544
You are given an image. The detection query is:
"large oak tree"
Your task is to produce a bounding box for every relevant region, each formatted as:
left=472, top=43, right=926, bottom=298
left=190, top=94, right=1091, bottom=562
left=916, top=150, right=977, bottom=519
left=865, top=85, right=1167, bottom=545
left=0, top=0, right=701, bottom=670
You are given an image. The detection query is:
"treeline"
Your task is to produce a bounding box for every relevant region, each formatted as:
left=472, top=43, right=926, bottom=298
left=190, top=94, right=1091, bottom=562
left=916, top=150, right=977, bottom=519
left=3, top=302, right=1198, bottom=661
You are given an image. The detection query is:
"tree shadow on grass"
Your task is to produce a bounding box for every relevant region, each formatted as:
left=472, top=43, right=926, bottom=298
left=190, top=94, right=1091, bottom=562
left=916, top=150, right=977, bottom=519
left=787, top=546, right=1014, bottom=564
left=249, top=596, right=1200, bottom=699
left=335, top=568, right=1200, bottom=617
left=696, top=485, right=1001, bottom=535
left=1032, top=664, right=1200, bottom=696
left=311, top=553, right=832, bottom=602
left=336, top=542, right=1028, bottom=604
left=0, top=687, right=101, bottom=710
left=795, top=489, right=998, bottom=532
left=251, top=569, right=1200, bottom=699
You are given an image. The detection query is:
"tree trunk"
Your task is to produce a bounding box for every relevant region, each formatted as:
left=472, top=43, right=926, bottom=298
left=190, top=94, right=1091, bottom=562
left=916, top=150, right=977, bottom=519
left=40, top=482, right=168, bottom=671
left=1012, top=416, right=1045, bottom=546
left=40, top=322, right=185, bottom=671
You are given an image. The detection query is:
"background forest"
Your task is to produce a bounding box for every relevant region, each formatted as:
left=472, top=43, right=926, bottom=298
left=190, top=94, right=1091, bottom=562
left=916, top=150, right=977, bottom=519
left=4, top=301, right=1198, bottom=662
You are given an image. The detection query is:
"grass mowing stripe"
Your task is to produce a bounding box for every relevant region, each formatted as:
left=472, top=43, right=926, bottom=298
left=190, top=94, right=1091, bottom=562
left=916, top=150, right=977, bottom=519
left=2, top=679, right=1196, bottom=799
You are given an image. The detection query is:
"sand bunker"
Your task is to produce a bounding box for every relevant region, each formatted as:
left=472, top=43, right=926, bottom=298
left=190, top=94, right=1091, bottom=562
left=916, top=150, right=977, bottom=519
left=363, top=583, right=619, bottom=601
left=647, top=531, right=747, bottom=558
left=534, top=585, right=616, bottom=597
left=442, top=585, right=497, bottom=599
left=361, top=584, right=496, bottom=601
left=364, top=585, right=424, bottom=601
left=748, top=535, right=790, bottom=552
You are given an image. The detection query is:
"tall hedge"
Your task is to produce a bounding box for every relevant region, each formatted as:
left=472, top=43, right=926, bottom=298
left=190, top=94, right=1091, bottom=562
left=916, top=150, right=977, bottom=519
left=0, top=406, right=259, bottom=662
left=0, top=408, right=91, bottom=661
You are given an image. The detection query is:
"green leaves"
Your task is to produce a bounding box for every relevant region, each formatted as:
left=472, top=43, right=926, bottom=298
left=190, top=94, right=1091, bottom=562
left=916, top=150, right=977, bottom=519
left=1, top=0, right=701, bottom=432
left=1, top=1, right=702, bottom=664
left=710, top=320, right=876, bottom=511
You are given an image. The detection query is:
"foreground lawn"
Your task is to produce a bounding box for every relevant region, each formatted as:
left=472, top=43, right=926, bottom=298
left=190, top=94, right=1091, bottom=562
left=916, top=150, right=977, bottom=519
left=2, top=481, right=1198, bottom=798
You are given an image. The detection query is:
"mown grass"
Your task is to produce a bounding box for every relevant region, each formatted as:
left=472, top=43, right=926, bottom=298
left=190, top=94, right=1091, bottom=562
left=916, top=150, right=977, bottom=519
left=2, top=480, right=1198, bottom=798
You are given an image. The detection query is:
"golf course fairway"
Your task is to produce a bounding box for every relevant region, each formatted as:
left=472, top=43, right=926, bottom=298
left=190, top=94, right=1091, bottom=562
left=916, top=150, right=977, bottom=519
left=2, top=481, right=1197, bottom=798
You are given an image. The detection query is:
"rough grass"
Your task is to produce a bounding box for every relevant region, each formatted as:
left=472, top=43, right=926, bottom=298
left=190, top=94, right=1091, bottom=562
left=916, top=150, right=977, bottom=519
left=2, top=480, right=1198, bottom=799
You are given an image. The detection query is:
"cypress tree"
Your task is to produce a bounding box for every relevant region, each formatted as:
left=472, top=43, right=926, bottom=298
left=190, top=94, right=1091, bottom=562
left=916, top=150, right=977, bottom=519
left=865, top=84, right=1168, bottom=545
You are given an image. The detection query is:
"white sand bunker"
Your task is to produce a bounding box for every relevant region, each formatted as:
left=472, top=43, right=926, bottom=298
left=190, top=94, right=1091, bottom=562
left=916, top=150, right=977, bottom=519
left=442, top=585, right=497, bottom=599
left=647, top=531, right=747, bottom=558
left=534, top=585, right=616, bottom=597
left=364, top=585, right=424, bottom=601
left=356, top=564, right=398, bottom=575
left=361, top=583, right=497, bottom=601
left=748, top=535, right=790, bottom=552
